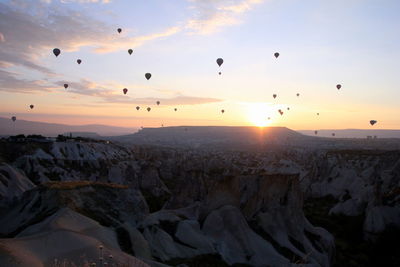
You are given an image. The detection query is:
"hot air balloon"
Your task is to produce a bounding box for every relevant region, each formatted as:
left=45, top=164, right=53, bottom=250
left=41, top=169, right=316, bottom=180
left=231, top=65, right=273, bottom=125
left=145, top=73, right=152, bottom=80
left=136, top=106, right=140, bottom=111
left=147, top=107, right=151, bottom=112
left=317, top=113, right=319, bottom=116
left=11, top=116, right=16, bottom=122
left=53, top=48, right=61, bottom=57
left=278, top=109, right=283, bottom=115
left=332, top=133, right=336, bottom=137
left=267, top=117, right=271, bottom=120
left=221, top=109, right=225, bottom=114
left=370, top=120, right=377, bottom=126
left=64, top=84, right=68, bottom=89
left=314, top=130, right=318, bottom=135
left=273, top=94, right=277, bottom=99
left=219, top=72, right=222, bottom=75
left=274, top=52, right=280, bottom=58
left=161, top=124, right=164, bottom=127
left=156, top=101, right=160, bottom=106
left=77, top=59, right=82, bottom=64
left=128, top=49, right=133, bottom=55
left=123, top=88, right=128, bottom=95
left=117, top=28, right=122, bottom=34
left=336, top=84, right=342, bottom=90
left=296, top=93, right=300, bottom=97
left=216, top=58, right=223, bottom=67
left=287, top=107, right=290, bottom=111
left=174, top=108, right=177, bottom=112
left=29, top=105, right=34, bottom=109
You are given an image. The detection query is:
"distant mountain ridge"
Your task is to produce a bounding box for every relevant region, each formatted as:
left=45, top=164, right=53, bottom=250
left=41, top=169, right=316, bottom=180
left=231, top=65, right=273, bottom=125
left=0, top=117, right=137, bottom=136
left=299, top=129, right=400, bottom=138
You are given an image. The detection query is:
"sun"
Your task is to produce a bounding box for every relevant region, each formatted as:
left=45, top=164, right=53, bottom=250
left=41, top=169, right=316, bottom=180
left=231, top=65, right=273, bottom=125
left=246, top=103, right=273, bottom=127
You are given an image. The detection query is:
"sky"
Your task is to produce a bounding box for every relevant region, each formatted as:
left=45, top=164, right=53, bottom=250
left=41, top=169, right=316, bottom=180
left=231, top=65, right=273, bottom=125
left=1, top=0, right=400, bottom=130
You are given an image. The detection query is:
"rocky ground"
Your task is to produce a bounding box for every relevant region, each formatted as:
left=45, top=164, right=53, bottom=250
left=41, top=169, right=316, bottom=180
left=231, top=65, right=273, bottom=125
left=0, top=138, right=399, bottom=266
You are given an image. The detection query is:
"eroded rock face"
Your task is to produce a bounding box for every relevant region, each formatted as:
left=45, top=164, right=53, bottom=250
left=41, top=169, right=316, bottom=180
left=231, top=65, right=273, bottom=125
left=0, top=208, right=149, bottom=267
left=0, top=142, right=344, bottom=266
left=0, top=163, right=35, bottom=208
left=300, top=150, right=400, bottom=239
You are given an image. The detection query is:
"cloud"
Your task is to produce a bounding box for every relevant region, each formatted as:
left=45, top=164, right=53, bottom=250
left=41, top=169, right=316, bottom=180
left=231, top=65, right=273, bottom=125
left=0, top=69, right=54, bottom=93
left=185, top=0, right=265, bottom=34
left=41, top=0, right=111, bottom=3
left=53, top=79, right=223, bottom=105
left=0, top=1, right=180, bottom=76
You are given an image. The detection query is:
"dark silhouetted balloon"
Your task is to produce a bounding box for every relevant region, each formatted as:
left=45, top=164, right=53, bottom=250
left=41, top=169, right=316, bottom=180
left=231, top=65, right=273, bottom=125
left=370, top=120, right=377, bottom=126
left=219, top=72, right=222, bottom=75
left=221, top=109, right=225, bottom=114
left=296, top=93, right=300, bottom=97
left=278, top=109, right=283, bottom=115
left=145, top=73, right=151, bottom=80
left=11, top=116, right=16, bottom=122
left=123, top=88, right=128, bottom=95
left=287, top=107, right=290, bottom=111
left=174, top=108, right=177, bottom=112
left=317, top=113, right=319, bottom=116
left=53, top=48, right=61, bottom=57
left=156, top=101, right=160, bottom=105
left=29, top=105, right=34, bottom=109
left=147, top=107, right=151, bottom=112
left=273, top=94, right=277, bottom=99
left=77, top=59, right=82, bottom=64
left=216, top=58, right=223, bottom=67
left=314, top=130, right=318, bottom=135
left=117, top=28, right=122, bottom=33
left=336, top=84, right=342, bottom=90
left=267, top=117, right=271, bottom=120
left=274, top=52, right=280, bottom=58
left=136, top=106, right=140, bottom=111
left=332, top=133, right=336, bottom=137
left=128, top=49, right=133, bottom=55
left=64, top=84, right=68, bottom=89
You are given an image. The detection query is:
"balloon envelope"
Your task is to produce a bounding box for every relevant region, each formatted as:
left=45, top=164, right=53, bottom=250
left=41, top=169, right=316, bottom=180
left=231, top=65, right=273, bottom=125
left=77, top=59, right=82, bottom=64
left=128, top=49, right=133, bottom=55
left=117, top=28, right=122, bottom=33
left=370, top=120, right=377, bottom=126
left=221, top=109, right=225, bottom=114
left=314, top=130, right=318, bottom=135
left=53, top=48, right=61, bottom=57
left=136, top=106, right=140, bottom=110
left=216, top=58, right=223, bottom=67
left=64, top=84, right=68, bottom=89
left=156, top=101, right=160, bottom=105
left=273, top=94, right=277, bottom=99
left=123, top=88, right=128, bottom=95
left=11, top=116, right=16, bottom=122
left=147, top=107, right=151, bottom=112
left=174, top=108, right=177, bottom=111
left=336, top=84, right=342, bottom=90
left=29, top=105, right=34, bottom=109
left=274, top=52, right=280, bottom=58
left=145, top=73, right=152, bottom=80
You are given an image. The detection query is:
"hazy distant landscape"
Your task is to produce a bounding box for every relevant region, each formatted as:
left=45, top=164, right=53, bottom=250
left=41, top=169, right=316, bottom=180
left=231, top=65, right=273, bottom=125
left=0, top=117, right=138, bottom=137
